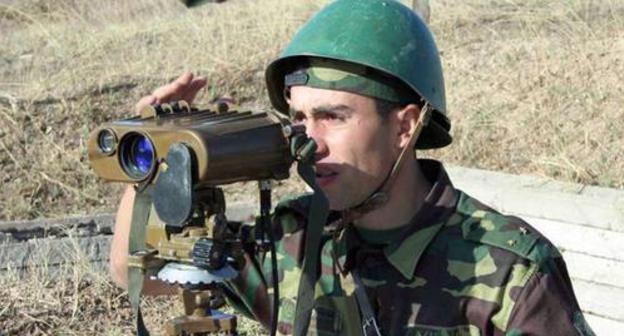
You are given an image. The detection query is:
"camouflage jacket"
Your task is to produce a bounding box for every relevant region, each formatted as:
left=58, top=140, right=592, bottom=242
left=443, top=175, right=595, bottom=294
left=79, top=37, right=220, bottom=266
left=224, top=160, right=594, bottom=336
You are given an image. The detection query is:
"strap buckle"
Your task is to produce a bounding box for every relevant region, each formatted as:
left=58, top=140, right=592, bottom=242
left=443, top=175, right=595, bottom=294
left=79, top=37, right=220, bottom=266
left=362, top=316, right=382, bottom=336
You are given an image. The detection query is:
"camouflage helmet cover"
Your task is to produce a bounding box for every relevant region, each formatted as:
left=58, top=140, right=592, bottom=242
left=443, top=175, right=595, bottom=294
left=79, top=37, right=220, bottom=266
left=265, top=0, right=452, bottom=149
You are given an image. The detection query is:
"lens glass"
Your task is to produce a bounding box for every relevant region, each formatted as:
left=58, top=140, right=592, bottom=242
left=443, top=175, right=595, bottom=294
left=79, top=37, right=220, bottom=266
left=120, top=133, right=155, bottom=179
left=97, top=129, right=117, bottom=154
left=132, top=137, right=154, bottom=174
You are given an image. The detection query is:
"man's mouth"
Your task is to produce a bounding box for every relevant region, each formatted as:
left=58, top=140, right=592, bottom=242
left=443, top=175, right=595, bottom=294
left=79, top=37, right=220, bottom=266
left=314, top=167, right=338, bottom=187
left=315, top=171, right=338, bottom=178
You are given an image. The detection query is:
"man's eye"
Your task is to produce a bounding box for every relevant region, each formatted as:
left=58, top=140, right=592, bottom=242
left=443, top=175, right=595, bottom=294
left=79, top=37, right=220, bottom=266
left=291, top=113, right=306, bottom=124
left=319, top=113, right=343, bottom=121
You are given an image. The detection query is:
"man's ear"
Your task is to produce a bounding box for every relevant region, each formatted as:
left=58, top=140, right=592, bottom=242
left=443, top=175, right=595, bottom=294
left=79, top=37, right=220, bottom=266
left=395, top=104, right=421, bottom=148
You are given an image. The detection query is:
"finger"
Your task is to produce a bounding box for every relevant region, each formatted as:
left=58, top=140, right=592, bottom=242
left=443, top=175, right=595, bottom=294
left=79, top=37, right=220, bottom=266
left=180, top=77, right=207, bottom=104
left=134, top=95, right=157, bottom=115
left=216, top=92, right=236, bottom=104
left=152, top=73, right=194, bottom=103
left=151, top=73, right=193, bottom=102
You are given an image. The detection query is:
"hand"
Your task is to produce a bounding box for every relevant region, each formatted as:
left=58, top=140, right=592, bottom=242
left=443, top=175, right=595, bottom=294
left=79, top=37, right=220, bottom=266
left=134, top=72, right=207, bottom=114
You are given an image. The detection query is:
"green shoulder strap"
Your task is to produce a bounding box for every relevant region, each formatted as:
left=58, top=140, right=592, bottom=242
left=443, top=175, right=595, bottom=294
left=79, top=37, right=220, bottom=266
left=128, top=189, right=152, bottom=336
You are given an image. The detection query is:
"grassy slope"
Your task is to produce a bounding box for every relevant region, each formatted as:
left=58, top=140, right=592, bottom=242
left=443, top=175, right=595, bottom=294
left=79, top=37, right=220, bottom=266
left=0, top=0, right=623, bottom=334
left=0, top=0, right=623, bottom=221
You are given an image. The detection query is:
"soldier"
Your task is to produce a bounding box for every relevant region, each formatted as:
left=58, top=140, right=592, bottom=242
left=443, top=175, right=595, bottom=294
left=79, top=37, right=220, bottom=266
left=110, top=0, right=595, bottom=334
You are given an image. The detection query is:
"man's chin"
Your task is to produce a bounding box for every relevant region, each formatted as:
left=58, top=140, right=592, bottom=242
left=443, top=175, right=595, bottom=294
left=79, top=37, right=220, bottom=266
left=324, top=192, right=353, bottom=212
left=317, top=183, right=362, bottom=211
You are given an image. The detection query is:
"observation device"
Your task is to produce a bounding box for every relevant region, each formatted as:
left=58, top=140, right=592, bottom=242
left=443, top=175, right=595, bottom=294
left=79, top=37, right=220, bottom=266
left=88, top=101, right=317, bottom=335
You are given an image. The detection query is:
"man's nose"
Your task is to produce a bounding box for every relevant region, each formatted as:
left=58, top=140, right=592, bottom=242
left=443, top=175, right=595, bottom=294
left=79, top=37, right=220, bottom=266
left=303, top=121, right=328, bottom=161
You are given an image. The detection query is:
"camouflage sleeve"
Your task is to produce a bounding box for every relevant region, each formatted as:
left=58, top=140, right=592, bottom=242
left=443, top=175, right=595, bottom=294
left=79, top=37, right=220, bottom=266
left=222, top=248, right=272, bottom=325
left=505, top=256, right=595, bottom=336
left=222, top=196, right=309, bottom=329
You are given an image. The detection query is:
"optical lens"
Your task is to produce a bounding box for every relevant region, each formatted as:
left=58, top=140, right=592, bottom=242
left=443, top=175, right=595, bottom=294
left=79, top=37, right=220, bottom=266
left=97, top=129, right=117, bottom=155
left=132, top=137, right=154, bottom=174
left=120, top=133, right=155, bottom=180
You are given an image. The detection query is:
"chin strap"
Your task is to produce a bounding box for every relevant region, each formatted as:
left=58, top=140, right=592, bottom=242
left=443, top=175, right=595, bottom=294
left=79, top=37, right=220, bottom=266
left=336, top=103, right=432, bottom=228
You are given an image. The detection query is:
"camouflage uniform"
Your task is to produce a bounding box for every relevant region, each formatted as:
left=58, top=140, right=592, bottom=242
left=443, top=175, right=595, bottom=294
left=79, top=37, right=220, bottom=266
left=224, top=160, right=594, bottom=335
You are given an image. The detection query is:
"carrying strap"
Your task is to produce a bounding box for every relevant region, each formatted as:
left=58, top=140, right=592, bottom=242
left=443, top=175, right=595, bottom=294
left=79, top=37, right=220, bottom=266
left=352, top=270, right=382, bottom=336
left=292, top=152, right=330, bottom=335
left=128, top=189, right=152, bottom=336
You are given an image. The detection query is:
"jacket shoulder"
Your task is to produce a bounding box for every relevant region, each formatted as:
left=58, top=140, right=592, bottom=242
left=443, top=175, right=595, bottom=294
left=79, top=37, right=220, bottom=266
left=272, top=193, right=313, bottom=234
left=274, top=193, right=313, bottom=214
left=455, top=191, right=560, bottom=264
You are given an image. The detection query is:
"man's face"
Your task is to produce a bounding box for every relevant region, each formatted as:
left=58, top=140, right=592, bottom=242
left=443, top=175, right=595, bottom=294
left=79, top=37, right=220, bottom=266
left=288, top=86, right=399, bottom=210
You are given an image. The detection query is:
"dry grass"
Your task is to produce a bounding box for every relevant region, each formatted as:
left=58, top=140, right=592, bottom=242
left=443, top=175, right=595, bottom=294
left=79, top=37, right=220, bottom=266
left=0, top=0, right=327, bottom=221
left=0, top=237, right=266, bottom=335
left=432, top=0, right=624, bottom=187
left=1, top=253, right=137, bottom=335
left=0, top=0, right=623, bottom=332
left=1, top=0, right=622, bottom=221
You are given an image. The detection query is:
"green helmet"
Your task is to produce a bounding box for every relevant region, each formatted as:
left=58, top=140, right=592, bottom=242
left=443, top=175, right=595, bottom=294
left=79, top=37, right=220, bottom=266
left=265, top=0, right=451, bottom=149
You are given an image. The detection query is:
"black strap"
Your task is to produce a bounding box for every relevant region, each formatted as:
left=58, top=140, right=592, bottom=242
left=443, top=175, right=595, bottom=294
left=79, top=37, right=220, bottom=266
left=292, top=159, right=329, bottom=335
left=352, top=270, right=382, bottom=336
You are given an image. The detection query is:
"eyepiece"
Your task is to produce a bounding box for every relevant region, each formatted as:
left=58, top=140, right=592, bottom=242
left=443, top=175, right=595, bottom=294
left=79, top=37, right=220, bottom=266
left=119, top=133, right=155, bottom=180
left=97, top=129, right=117, bottom=155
